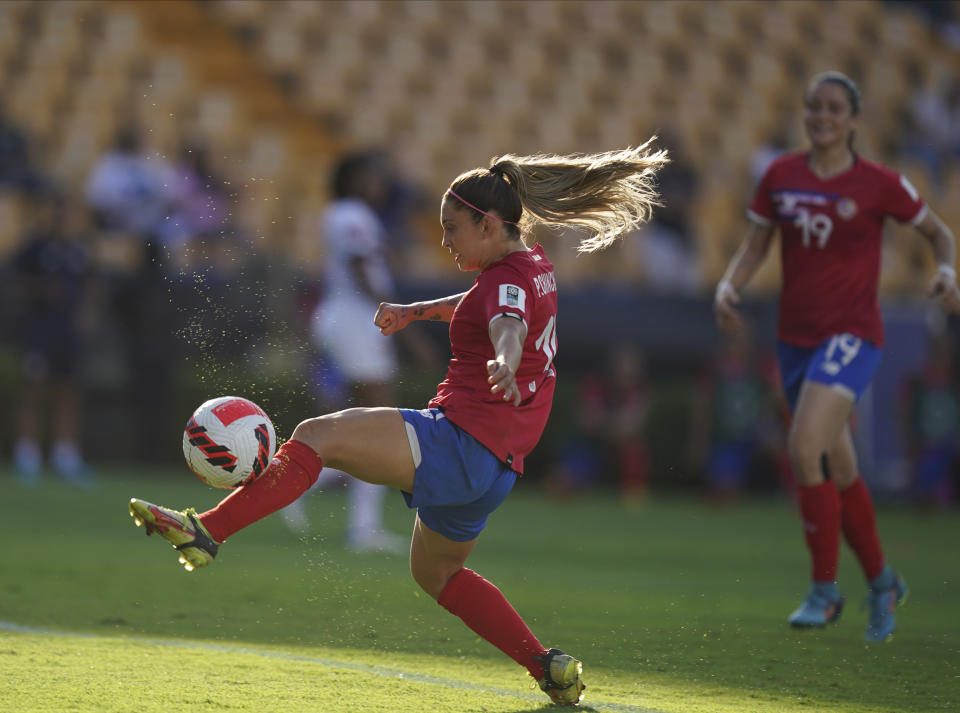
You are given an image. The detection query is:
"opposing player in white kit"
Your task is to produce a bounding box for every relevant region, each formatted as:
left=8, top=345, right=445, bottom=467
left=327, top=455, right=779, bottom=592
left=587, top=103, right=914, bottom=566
left=285, top=151, right=406, bottom=552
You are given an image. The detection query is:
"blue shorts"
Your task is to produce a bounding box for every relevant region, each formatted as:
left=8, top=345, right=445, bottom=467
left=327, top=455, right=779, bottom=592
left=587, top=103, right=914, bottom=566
left=398, top=408, right=517, bottom=542
left=777, top=334, right=882, bottom=413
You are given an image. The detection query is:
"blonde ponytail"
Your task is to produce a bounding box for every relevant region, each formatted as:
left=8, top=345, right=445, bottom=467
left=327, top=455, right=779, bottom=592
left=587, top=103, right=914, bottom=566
left=456, top=140, right=668, bottom=253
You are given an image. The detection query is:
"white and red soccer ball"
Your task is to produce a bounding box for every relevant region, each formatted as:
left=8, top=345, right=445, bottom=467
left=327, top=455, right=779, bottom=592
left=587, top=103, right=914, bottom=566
left=182, top=396, right=277, bottom=489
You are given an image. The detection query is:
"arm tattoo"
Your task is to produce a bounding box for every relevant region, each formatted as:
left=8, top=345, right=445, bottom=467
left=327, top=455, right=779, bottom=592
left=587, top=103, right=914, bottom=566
left=395, top=293, right=465, bottom=325
left=409, top=305, right=442, bottom=320
left=413, top=293, right=465, bottom=322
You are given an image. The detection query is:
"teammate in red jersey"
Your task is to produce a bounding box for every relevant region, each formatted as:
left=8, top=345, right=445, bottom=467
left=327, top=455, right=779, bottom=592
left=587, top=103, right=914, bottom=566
left=128, top=144, right=667, bottom=704
left=714, top=71, right=960, bottom=642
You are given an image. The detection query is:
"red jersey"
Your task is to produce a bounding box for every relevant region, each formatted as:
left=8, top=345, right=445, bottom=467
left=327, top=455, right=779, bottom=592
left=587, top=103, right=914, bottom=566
left=429, top=244, right=558, bottom=473
left=749, top=152, right=926, bottom=347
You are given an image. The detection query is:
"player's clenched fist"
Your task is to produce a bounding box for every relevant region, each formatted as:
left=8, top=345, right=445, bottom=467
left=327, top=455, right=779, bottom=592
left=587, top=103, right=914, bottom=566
left=374, top=303, right=409, bottom=335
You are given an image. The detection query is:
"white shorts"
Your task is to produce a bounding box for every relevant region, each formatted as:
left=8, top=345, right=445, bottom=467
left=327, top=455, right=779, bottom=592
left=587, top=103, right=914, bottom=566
left=311, top=296, right=397, bottom=383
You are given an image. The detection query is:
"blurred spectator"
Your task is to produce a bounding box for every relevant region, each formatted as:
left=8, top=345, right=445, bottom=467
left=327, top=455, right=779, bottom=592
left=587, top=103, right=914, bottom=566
left=543, top=344, right=652, bottom=505
left=0, top=99, right=40, bottom=191
left=165, top=143, right=231, bottom=255
left=9, top=188, right=97, bottom=484
left=369, top=149, right=433, bottom=270
left=85, top=125, right=177, bottom=241
left=688, top=327, right=791, bottom=501
left=284, top=149, right=434, bottom=552
left=900, top=328, right=960, bottom=508
left=633, top=135, right=701, bottom=292
left=902, top=74, right=960, bottom=193
left=84, top=125, right=181, bottom=462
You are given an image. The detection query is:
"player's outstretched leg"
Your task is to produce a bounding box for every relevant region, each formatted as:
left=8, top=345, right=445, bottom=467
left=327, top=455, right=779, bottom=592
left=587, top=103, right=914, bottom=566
left=535, top=648, right=586, bottom=706
left=128, top=498, right=221, bottom=572
left=788, top=581, right=845, bottom=628
left=863, top=566, right=908, bottom=642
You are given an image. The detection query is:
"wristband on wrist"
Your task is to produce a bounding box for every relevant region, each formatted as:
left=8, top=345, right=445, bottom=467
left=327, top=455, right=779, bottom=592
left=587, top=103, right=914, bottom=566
left=937, top=264, right=957, bottom=282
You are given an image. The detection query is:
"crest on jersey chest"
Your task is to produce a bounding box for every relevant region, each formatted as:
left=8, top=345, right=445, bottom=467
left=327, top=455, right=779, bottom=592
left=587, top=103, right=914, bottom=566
left=836, top=197, right=858, bottom=220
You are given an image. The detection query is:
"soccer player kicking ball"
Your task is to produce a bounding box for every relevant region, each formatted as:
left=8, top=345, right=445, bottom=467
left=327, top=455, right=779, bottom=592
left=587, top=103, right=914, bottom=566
left=129, top=145, right=668, bottom=704
left=715, top=71, right=960, bottom=642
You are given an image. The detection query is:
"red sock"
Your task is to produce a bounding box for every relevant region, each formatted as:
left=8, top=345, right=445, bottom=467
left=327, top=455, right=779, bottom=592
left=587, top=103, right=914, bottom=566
left=797, top=480, right=841, bottom=582
left=199, top=439, right=323, bottom=542
left=438, top=568, right=547, bottom=680
left=839, top=477, right=885, bottom=580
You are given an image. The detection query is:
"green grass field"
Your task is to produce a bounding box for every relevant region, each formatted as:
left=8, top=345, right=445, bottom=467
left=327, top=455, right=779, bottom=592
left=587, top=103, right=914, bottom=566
left=1, top=469, right=958, bottom=713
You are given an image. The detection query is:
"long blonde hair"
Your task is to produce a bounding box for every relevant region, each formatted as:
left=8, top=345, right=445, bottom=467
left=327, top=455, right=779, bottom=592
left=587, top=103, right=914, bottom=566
left=447, top=140, right=669, bottom=253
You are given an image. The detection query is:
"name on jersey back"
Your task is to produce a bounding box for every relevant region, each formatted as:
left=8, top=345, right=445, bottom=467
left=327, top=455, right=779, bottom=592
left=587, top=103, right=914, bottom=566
left=533, top=271, right=557, bottom=298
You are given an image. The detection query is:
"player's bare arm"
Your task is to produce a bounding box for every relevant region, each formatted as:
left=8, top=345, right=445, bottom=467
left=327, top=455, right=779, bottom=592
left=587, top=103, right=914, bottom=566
left=715, top=222, right=775, bottom=334
left=487, top=315, right=527, bottom=406
left=374, top=292, right=468, bottom=335
left=915, top=209, right=960, bottom=313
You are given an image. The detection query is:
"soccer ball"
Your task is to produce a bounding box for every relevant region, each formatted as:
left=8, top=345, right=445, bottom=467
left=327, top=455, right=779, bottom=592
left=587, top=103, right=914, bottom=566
left=182, top=396, right=277, bottom=489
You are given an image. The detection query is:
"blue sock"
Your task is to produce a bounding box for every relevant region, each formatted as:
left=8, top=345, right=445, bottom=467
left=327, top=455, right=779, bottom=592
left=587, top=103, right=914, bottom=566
left=812, top=580, right=840, bottom=601
left=869, top=565, right=895, bottom=592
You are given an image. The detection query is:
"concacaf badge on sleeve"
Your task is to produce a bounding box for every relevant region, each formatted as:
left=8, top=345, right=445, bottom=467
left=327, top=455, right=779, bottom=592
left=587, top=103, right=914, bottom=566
left=499, top=284, right=526, bottom=311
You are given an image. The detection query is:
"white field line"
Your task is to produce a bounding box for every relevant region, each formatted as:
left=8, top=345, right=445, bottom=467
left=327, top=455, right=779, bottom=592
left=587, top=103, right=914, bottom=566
left=0, top=620, right=668, bottom=713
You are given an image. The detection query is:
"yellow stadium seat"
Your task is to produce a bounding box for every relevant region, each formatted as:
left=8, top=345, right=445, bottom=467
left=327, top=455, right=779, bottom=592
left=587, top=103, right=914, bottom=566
left=261, top=17, right=305, bottom=73
left=51, top=112, right=116, bottom=185
left=643, top=1, right=682, bottom=38
left=581, top=0, right=621, bottom=36
left=6, top=78, right=63, bottom=149
left=700, top=1, right=740, bottom=43
left=146, top=55, right=194, bottom=105
left=215, top=0, right=266, bottom=25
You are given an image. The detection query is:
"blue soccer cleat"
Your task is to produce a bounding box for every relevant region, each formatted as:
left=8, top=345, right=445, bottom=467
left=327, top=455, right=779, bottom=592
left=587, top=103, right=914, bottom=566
left=863, top=569, right=908, bottom=642
left=788, top=583, right=845, bottom=628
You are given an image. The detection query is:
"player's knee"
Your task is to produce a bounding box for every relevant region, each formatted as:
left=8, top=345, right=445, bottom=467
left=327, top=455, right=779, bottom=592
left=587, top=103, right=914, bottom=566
left=409, top=559, right=442, bottom=599
left=787, top=429, right=825, bottom=483
left=291, top=412, right=343, bottom=454
left=410, top=555, right=463, bottom=600
left=291, top=417, right=322, bottom=447
left=825, top=449, right=857, bottom=487
left=292, top=409, right=368, bottom=467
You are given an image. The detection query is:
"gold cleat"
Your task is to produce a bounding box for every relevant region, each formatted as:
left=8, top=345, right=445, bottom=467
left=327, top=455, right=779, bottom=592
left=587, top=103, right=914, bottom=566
left=128, top=498, right=219, bottom=571
left=536, top=648, right=585, bottom=706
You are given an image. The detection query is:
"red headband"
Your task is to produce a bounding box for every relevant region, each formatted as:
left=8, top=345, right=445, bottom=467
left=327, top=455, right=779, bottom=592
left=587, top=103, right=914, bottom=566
left=446, top=188, right=519, bottom=226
